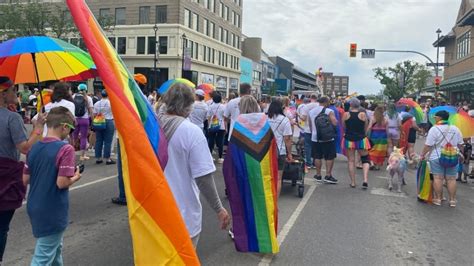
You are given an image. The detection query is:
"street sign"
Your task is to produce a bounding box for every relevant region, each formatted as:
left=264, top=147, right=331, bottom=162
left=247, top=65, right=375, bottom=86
left=361, top=49, right=375, bottom=58
left=426, top=62, right=449, bottom=67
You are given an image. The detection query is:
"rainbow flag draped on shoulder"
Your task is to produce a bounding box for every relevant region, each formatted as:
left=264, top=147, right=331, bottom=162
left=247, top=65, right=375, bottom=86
left=66, top=1, right=199, bottom=265
left=223, top=113, right=279, bottom=254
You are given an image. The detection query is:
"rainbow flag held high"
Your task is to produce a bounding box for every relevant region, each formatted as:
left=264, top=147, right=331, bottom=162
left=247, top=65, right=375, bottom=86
left=223, top=113, right=279, bottom=254
left=66, top=1, right=199, bottom=265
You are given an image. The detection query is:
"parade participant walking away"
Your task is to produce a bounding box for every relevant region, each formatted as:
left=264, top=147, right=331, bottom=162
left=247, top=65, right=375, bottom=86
left=309, top=96, right=338, bottom=184
left=368, top=106, right=388, bottom=170
left=158, top=83, right=230, bottom=247
left=299, top=94, right=319, bottom=171
left=224, top=83, right=251, bottom=141
left=223, top=95, right=280, bottom=253
left=460, top=138, right=472, bottom=183
left=73, top=84, right=93, bottom=161
left=282, top=96, right=296, bottom=132
left=44, top=83, right=75, bottom=116
left=420, top=110, right=463, bottom=207
left=386, top=103, right=401, bottom=155
left=189, top=89, right=209, bottom=132
left=23, top=107, right=81, bottom=265
left=267, top=99, right=293, bottom=195
left=342, top=98, right=372, bottom=189
left=93, top=90, right=116, bottom=165
left=0, top=77, right=46, bottom=263
left=419, top=103, right=430, bottom=136
left=207, top=93, right=226, bottom=163
left=147, top=91, right=157, bottom=106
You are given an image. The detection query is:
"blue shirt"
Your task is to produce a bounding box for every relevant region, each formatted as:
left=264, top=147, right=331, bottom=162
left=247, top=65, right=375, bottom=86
left=26, top=140, right=69, bottom=238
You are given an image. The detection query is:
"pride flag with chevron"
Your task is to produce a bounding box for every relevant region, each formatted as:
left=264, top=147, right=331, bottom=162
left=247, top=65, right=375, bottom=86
left=223, top=113, right=280, bottom=254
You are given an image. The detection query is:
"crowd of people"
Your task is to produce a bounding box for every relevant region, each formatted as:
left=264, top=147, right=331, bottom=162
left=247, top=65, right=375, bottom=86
left=0, top=75, right=473, bottom=263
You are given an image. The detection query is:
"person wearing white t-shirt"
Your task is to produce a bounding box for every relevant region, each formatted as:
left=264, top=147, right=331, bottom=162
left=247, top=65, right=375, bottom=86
left=189, top=89, right=209, bottom=131
left=72, top=84, right=94, bottom=161
left=40, top=83, right=75, bottom=137
left=299, top=94, right=319, bottom=169
left=421, top=110, right=463, bottom=207
left=207, top=93, right=226, bottom=163
left=93, top=90, right=115, bottom=165
left=267, top=100, right=293, bottom=196
left=158, top=83, right=230, bottom=247
left=224, top=83, right=252, bottom=141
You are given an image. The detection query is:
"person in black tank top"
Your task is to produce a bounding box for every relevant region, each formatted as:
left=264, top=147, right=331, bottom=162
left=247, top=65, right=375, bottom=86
left=342, top=98, right=371, bottom=189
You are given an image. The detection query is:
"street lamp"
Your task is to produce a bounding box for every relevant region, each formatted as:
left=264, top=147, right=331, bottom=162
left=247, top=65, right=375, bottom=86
left=153, top=24, right=158, bottom=93
left=181, top=33, right=187, bottom=78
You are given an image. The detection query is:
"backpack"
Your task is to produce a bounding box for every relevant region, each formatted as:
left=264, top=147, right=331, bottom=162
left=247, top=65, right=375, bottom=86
left=436, top=126, right=458, bottom=168
left=315, top=107, right=336, bottom=142
left=208, top=104, right=221, bottom=133
left=74, top=94, right=86, bottom=117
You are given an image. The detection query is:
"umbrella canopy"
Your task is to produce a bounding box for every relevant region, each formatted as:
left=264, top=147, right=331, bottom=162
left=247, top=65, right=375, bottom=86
left=396, top=98, right=424, bottom=124
left=197, top=83, right=215, bottom=101
left=0, top=36, right=96, bottom=84
left=157, top=78, right=195, bottom=95
left=428, top=106, right=474, bottom=137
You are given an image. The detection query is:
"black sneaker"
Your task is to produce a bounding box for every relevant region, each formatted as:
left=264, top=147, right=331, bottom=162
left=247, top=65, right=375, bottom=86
left=313, top=175, right=323, bottom=183
left=362, top=182, right=368, bottom=189
left=323, top=176, right=338, bottom=184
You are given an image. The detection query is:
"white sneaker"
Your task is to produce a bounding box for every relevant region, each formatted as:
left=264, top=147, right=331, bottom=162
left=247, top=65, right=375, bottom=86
left=217, top=158, right=224, bottom=164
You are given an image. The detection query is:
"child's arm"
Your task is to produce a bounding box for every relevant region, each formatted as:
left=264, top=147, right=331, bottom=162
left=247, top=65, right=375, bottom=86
left=23, top=174, right=30, bottom=186
left=57, top=168, right=81, bottom=189
left=55, top=144, right=81, bottom=189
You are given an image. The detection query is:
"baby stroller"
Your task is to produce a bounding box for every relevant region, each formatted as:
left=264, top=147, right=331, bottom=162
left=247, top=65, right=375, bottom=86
left=282, top=140, right=305, bottom=198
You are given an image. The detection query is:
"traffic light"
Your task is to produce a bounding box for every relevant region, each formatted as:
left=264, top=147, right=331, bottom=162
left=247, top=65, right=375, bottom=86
left=434, top=76, right=441, bottom=86
left=350, top=43, right=357, bottom=57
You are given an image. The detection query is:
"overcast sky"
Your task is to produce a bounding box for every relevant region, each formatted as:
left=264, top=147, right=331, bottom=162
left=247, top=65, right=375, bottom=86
left=242, top=0, right=461, bottom=95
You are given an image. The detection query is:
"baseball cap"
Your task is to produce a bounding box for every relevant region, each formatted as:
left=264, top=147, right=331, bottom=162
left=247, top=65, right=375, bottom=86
left=78, top=83, right=88, bottom=91
left=195, top=89, right=205, bottom=97
left=0, top=76, right=13, bottom=92
left=356, top=95, right=366, bottom=101
left=434, top=110, right=449, bottom=121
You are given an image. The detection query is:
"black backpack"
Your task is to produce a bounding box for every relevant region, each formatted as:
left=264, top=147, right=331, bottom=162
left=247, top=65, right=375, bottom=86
left=315, top=107, right=336, bottom=142
left=74, top=94, right=86, bottom=117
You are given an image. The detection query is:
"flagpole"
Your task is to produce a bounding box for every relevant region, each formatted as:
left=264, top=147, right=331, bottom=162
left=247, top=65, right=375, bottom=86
left=31, top=53, right=44, bottom=112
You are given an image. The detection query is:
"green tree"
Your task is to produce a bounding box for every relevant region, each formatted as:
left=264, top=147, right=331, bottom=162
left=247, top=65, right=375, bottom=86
left=373, top=60, right=431, bottom=101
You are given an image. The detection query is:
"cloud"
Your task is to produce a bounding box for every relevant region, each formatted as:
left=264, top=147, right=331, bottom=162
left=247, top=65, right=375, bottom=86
left=243, top=0, right=460, bottom=95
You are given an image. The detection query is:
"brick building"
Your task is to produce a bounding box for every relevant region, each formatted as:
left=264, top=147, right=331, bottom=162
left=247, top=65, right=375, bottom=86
left=321, top=72, right=349, bottom=97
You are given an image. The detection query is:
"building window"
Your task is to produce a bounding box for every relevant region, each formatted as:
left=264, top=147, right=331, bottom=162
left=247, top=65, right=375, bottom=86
left=224, top=6, right=229, bottom=21
left=209, top=22, right=215, bottom=38
left=99, top=8, right=110, bottom=19
left=192, top=13, right=199, bottom=31
left=236, top=36, right=240, bottom=49
left=108, top=37, right=116, bottom=48
left=115, top=8, right=126, bottom=25
left=193, top=42, right=198, bottom=59
left=137, top=37, right=145, bottom=54
left=218, top=27, right=223, bottom=42
left=219, top=2, right=224, bottom=17
left=184, top=9, right=191, bottom=28
left=139, top=6, right=150, bottom=24
left=223, top=29, right=228, bottom=44
left=231, top=11, right=235, bottom=24
left=456, top=31, right=471, bottom=60
left=231, top=33, right=235, bottom=47
left=156, top=5, right=167, bottom=23
left=210, top=0, right=215, bottom=12
left=117, top=37, right=126, bottom=54
left=203, top=18, right=209, bottom=36
left=158, top=36, right=168, bottom=55
left=253, top=70, right=261, bottom=81
left=148, top=36, right=156, bottom=54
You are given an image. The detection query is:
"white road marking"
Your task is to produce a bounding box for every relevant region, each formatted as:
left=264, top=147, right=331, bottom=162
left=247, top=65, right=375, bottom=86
left=258, top=182, right=318, bottom=265
left=370, top=187, right=408, bottom=198
left=21, top=175, right=117, bottom=206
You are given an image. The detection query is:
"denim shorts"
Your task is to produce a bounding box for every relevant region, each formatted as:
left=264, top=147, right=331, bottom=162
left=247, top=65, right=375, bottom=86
left=429, top=160, right=457, bottom=179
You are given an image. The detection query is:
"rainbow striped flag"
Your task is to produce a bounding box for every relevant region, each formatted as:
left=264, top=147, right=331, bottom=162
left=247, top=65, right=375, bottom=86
left=223, top=113, right=279, bottom=253
left=416, top=161, right=432, bottom=203
left=66, top=1, right=199, bottom=265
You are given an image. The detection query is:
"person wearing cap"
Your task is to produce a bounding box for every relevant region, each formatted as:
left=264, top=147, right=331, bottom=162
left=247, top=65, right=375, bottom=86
left=421, top=110, right=463, bottom=207
left=188, top=89, right=209, bottom=133
left=0, top=77, right=46, bottom=263
left=73, top=84, right=94, bottom=161
left=93, top=90, right=116, bottom=165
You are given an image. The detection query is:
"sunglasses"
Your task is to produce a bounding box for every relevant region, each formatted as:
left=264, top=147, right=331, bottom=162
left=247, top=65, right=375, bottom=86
left=62, top=123, right=75, bottom=130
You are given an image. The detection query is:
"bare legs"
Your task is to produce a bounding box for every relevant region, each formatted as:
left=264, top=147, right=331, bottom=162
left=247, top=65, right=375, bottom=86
left=432, top=176, right=457, bottom=204
left=347, top=149, right=370, bottom=187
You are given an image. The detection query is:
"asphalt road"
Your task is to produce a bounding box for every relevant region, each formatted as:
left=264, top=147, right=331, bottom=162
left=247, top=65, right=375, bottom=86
left=3, top=138, right=474, bottom=265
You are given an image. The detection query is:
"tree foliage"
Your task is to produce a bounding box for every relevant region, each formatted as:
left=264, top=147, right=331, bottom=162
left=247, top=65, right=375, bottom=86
left=373, top=60, right=432, bottom=101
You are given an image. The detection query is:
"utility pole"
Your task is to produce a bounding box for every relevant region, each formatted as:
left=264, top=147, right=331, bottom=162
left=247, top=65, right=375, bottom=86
left=153, top=24, right=158, bottom=93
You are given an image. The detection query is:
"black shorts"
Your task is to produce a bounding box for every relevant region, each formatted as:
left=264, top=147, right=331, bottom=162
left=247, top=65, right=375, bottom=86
left=278, top=155, right=286, bottom=171
left=408, top=128, right=417, bottom=144
left=312, top=140, right=337, bottom=160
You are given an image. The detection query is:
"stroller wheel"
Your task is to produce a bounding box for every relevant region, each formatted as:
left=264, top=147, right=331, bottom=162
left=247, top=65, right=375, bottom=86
left=298, top=186, right=304, bottom=198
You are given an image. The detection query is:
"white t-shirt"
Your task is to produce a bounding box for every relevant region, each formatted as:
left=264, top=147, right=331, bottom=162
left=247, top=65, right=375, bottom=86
left=308, top=106, right=335, bottom=142
left=301, top=102, right=319, bottom=133
left=189, top=101, right=209, bottom=129
left=72, top=94, right=94, bottom=119
left=164, top=120, right=216, bottom=237
left=268, top=114, right=292, bottom=155
left=426, top=125, right=463, bottom=161
left=224, top=97, right=241, bottom=140
left=297, top=103, right=306, bottom=132
left=207, top=102, right=226, bottom=130
left=93, top=99, right=114, bottom=120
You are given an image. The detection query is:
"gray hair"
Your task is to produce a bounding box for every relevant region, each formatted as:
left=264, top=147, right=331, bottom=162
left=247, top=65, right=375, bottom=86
left=349, top=97, right=360, bottom=108
left=239, top=95, right=260, bottom=114
left=162, top=83, right=195, bottom=117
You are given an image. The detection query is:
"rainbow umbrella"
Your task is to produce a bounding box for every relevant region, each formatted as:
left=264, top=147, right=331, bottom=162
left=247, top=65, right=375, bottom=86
left=157, top=78, right=195, bottom=94
left=396, top=98, right=424, bottom=124
left=428, top=106, right=474, bottom=137
left=197, top=83, right=214, bottom=101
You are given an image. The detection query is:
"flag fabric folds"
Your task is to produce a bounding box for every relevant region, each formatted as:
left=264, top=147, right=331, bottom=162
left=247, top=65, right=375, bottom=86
left=417, top=161, right=432, bottom=203
left=223, top=113, right=280, bottom=254
left=66, top=1, right=199, bottom=265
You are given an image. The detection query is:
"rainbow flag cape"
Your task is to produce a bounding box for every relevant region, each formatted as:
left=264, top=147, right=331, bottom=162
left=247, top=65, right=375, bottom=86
left=416, top=161, right=432, bottom=203
left=223, top=113, right=279, bottom=254
left=66, top=1, right=199, bottom=265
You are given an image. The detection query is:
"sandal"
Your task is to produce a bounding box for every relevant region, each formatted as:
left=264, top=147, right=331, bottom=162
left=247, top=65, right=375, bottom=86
left=449, top=200, right=456, bottom=208
left=432, top=199, right=441, bottom=206
left=350, top=184, right=356, bottom=188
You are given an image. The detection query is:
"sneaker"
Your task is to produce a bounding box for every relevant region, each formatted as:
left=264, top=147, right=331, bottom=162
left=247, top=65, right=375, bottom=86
left=106, top=159, right=116, bottom=165
left=111, top=197, right=127, bottom=206
left=217, top=158, right=224, bottom=164
left=228, top=228, right=234, bottom=239
left=313, top=175, right=323, bottom=183
left=323, top=176, right=338, bottom=184
left=362, top=182, right=368, bottom=189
